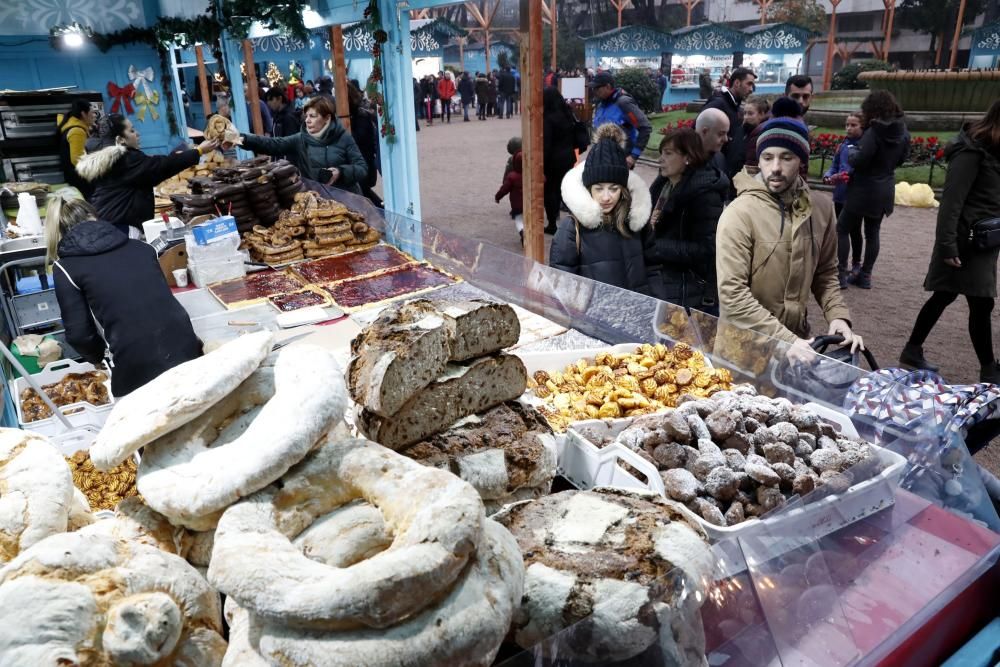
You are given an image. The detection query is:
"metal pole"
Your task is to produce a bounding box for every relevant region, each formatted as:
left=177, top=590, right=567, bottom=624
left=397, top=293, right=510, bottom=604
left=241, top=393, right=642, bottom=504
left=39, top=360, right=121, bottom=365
left=520, top=0, right=545, bottom=263
left=330, top=26, right=352, bottom=133
left=949, top=0, right=969, bottom=69
left=242, top=39, right=264, bottom=135
left=822, top=0, right=840, bottom=91
left=195, top=44, right=213, bottom=120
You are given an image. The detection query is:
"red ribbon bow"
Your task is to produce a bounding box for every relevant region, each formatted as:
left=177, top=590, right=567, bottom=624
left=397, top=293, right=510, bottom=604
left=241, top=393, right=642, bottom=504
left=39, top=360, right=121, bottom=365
left=107, top=82, right=135, bottom=115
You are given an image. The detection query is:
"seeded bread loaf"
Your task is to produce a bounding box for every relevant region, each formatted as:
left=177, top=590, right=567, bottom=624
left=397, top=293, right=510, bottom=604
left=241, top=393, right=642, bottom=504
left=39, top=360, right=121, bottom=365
left=356, top=354, right=528, bottom=450
left=347, top=299, right=521, bottom=418
left=399, top=401, right=555, bottom=502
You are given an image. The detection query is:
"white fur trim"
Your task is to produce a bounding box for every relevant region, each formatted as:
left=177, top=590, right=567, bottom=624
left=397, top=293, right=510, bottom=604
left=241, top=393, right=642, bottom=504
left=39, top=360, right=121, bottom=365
left=560, top=164, right=651, bottom=232
left=75, top=145, right=126, bottom=182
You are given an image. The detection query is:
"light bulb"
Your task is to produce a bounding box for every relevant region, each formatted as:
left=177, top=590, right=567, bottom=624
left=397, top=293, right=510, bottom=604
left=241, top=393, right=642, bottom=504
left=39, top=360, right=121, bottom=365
left=63, top=31, right=84, bottom=48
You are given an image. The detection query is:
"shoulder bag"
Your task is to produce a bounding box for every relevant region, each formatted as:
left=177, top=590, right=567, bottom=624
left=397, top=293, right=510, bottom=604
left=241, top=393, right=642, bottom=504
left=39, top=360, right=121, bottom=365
left=969, top=217, right=1000, bottom=250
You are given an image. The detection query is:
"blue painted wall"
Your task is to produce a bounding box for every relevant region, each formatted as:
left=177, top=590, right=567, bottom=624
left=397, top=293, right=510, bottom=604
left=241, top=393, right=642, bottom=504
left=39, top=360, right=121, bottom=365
left=0, top=37, right=180, bottom=155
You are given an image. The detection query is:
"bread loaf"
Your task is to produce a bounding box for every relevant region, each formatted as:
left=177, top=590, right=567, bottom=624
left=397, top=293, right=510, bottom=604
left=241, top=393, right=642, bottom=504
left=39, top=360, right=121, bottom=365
left=356, top=354, right=528, bottom=450
left=348, top=300, right=453, bottom=417
left=495, top=489, right=714, bottom=663
left=400, top=401, right=555, bottom=501
left=348, top=299, right=521, bottom=418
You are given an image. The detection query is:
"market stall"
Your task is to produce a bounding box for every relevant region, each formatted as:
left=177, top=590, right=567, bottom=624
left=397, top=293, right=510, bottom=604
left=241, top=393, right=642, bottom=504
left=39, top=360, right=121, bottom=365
left=741, top=22, right=812, bottom=94
left=969, top=20, right=1000, bottom=69
left=445, top=40, right=519, bottom=74
left=668, top=22, right=748, bottom=104
left=583, top=25, right=672, bottom=73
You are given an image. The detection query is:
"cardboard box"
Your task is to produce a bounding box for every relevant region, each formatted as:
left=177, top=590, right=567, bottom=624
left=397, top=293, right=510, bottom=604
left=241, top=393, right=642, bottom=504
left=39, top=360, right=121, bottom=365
left=191, top=215, right=238, bottom=245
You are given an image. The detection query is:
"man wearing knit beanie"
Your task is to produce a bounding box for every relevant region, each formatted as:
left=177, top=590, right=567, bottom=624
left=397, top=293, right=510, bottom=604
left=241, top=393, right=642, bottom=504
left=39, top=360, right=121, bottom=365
left=715, top=115, right=865, bottom=364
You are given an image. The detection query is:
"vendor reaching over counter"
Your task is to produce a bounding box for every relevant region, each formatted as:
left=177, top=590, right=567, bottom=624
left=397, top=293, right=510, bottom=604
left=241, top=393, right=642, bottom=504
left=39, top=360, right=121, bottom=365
left=46, top=195, right=202, bottom=397
left=237, top=95, right=368, bottom=195
left=76, top=114, right=218, bottom=236
left=716, top=116, right=864, bottom=364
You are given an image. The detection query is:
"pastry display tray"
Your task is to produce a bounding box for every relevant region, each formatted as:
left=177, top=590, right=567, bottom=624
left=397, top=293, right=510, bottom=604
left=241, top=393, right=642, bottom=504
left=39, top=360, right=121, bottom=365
left=12, top=359, right=114, bottom=436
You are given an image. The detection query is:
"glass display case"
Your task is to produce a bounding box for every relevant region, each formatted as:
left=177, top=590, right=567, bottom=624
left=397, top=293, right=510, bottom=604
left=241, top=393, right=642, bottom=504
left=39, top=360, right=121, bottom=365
left=310, top=183, right=1000, bottom=665
left=743, top=53, right=803, bottom=87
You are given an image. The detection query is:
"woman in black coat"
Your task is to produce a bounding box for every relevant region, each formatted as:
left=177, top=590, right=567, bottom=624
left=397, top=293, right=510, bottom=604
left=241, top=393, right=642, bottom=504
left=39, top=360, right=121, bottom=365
left=77, top=114, right=218, bottom=235
left=550, top=124, right=652, bottom=293
left=837, top=90, right=910, bottom=288
left=643, top=128, right=729, bottom=314
left=46, top=196, right=202, bottom=396
left=901, top=102, right=1000, bottom=383
left=542, top=87, right=578, bottom=234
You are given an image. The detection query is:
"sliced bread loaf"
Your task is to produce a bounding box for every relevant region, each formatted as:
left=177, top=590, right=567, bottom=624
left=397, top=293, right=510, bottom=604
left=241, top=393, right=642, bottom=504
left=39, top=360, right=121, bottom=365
left=356, top=354, right=528, bottom=450
left=440, top=300, right=520, bottom=360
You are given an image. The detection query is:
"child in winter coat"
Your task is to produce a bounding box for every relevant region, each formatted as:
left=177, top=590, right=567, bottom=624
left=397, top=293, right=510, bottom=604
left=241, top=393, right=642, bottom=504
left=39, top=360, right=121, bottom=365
left=824, top=111, right=863, bottom=284
left=495, top=151, right=524, bottom=245
left=549, top=123, right=652, bottom=293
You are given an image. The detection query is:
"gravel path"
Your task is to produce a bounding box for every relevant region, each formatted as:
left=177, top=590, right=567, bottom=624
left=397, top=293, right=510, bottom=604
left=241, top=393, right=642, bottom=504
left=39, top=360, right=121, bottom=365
left=411, top=119, right=1000, bottom=476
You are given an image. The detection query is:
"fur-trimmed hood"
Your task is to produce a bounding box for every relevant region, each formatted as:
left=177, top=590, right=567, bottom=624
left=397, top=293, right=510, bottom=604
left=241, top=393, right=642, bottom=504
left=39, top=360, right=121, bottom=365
left=75, top=144, right=127, bottom=182
left=560, top=163, right=651, bottom=233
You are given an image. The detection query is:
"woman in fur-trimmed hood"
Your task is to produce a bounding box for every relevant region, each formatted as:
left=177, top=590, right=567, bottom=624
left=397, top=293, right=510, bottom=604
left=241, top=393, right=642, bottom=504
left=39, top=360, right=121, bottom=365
left=549, top=123, right=652, bottom=293
left=76, top=114, right=217, bottom=234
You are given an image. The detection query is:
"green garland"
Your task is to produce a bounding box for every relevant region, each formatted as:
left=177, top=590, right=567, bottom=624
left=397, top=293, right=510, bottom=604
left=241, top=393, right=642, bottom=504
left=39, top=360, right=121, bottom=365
left=363, top=0, right=396, bottom=142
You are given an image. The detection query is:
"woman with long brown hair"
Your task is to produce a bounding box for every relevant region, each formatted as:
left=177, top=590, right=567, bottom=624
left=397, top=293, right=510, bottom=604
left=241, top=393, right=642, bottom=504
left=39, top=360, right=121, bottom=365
left=900, top=100, right=1000, bottom=383
left=549, top=124, right=652, bottom=293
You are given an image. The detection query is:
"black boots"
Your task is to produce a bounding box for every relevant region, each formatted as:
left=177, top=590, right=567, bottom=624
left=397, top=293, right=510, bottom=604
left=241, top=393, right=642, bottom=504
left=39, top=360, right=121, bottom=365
left=899, top=343, right=940, bottom=373
left=981, top=361, right=1000, bottom=384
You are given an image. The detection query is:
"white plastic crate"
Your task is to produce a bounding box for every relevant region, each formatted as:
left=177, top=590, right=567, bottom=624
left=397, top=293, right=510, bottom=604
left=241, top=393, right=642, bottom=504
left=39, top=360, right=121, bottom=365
left=12, top=359, right=114, bottom=437
left=562, top=403, right=905, bottom=577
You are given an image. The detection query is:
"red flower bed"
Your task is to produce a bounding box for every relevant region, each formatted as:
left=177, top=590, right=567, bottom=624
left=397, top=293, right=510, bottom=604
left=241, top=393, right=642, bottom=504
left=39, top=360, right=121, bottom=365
left=810, top=132, right=946, bottom=165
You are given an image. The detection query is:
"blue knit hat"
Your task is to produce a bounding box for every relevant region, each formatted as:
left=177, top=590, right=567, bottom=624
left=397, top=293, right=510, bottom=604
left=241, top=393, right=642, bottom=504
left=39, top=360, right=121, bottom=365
left=756, top=116, right=810, bottom=164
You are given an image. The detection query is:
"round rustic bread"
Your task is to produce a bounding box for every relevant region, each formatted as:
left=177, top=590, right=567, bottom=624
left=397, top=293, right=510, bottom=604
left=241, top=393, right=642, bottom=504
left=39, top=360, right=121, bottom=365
left=90, top=331, right=273, bottom=470
left=400, top=401, right=556, bottom=502
left=0, top=532, right=226, bottom=665
left=137, top=345, right=348, bottom=531
left=0, top=429, right=75, bottom=563
left=209, top=430, right=485, bottom=631
left=495, top=488, right=715, bottom=663
left=77, top=496, right=192, bottom=557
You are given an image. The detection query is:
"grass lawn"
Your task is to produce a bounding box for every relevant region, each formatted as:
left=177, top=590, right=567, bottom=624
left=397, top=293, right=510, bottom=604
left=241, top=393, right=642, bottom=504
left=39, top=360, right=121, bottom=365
left=808, top=157, right=948, bottom=188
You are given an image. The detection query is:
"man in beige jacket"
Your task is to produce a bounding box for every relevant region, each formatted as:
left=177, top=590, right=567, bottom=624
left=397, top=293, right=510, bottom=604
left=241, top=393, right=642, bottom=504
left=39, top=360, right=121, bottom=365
left=716, top=115, right=864, bottom=362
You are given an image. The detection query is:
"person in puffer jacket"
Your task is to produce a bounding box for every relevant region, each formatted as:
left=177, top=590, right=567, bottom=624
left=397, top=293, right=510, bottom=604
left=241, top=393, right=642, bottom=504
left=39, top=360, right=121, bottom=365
left=46, top=195, right=202, bottom=397
left=549, top=123, right=652, bottom=293
left=76, top=114, right=217, bottom=235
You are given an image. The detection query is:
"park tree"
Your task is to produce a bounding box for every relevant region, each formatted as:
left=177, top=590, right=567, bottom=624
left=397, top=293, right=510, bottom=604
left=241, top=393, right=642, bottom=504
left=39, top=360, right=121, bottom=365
left=543, top=22, right=586, bottom=71
left=898, top=0, right=984, bottom=65
left=767, top=0, right=827, bottom=33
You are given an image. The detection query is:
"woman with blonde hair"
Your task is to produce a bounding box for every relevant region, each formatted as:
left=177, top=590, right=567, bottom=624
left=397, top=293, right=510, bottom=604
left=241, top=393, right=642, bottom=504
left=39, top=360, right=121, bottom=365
left=47, top=195, right=202, bottom=396
left=549, top=123, right=652, bottom=293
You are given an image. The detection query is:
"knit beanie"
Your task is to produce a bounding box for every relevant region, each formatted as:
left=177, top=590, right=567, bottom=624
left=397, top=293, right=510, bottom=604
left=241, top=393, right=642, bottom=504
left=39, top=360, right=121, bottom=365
left=756, top=116, right=811, bottom=164
left=583, top=123, right=629, bottom=188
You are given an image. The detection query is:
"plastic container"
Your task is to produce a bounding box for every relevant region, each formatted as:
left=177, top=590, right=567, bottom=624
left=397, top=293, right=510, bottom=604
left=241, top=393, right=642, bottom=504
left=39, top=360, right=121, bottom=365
left=564, top=402, right=905, bottom=576
left=188, top=255, right=246, bottom=288
left=12, top=359, right=114, bottom=436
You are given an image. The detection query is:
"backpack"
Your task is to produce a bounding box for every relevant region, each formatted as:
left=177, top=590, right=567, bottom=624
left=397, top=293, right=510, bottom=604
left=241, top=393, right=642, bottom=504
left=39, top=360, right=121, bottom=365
left=845, top=368, right=1000, bottom=527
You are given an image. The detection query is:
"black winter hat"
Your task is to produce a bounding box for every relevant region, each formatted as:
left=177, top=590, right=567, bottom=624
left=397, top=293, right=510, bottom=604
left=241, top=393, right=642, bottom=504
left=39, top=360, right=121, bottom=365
left=583, top=123, right=629, bottom=188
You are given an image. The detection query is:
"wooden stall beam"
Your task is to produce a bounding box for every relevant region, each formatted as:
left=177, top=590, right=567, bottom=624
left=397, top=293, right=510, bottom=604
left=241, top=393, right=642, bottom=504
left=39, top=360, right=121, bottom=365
left=822, top=0, right=842, bottom=91
left=680, top=0, right=702, bottom=27
left=551, top=0, right=558, bottom=72
left=195, top=44, right=213, bottom=120
left=241, top=39, right=264, bottom=135
left=330, top=25, right=352, bottom=133
left=882, top=0, right=896, bottom=58
left=949, top=0, right=968, bottom=69
left=754, top=0, right=773, bottom=24
left=520, top=0, right=545, bottom=263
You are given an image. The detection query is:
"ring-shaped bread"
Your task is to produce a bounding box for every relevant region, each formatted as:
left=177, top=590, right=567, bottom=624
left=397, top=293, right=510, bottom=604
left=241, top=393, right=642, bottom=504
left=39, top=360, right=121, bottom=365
left=208, top=432, right=485, bottom=630
left=0, top=532, right=226, bottom=665
left=137, top=345, right=347, bottom=531
left=225, top=519, right=523, bottom=667
left=91, top=331, right=274, bottom=470
left=0, top=429, right=74, bottom=563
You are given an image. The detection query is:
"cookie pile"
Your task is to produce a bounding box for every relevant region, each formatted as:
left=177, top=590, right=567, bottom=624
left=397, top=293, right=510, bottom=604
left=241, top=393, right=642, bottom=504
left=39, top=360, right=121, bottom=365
left=608, top=385, right=884, bottom=527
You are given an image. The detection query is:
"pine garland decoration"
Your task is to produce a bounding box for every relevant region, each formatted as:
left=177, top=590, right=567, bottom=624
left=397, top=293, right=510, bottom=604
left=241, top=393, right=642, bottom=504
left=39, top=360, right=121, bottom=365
left=363, top=0, right=396, bottom=142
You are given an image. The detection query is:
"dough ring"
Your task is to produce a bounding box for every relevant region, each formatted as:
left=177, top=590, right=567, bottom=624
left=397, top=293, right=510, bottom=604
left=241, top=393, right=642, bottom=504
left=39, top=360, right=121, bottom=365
left=137, top=345, right=348, bottom=531
left=0, top=429, right=74, bottom=562
left=0, top=532, right=226, bottom=666
left=205, top=113, right=243, bottom=146
left=209, top=432, right=485, bottom=630
left=230, top=519, right=523, bottom=667
left=91, top=331, right=274, bottom=470
left=77, top=496, right=193, bottom=557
